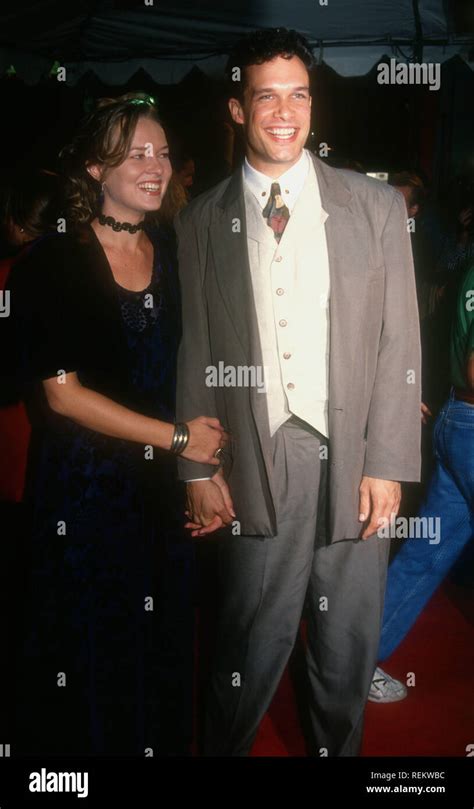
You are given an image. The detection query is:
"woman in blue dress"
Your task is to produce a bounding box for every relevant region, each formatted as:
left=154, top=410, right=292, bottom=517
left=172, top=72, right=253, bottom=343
left=8, top=93, right=226, bottom=756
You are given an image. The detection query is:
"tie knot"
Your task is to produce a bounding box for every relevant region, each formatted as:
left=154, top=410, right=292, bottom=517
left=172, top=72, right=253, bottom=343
left=262, top=182, right=290, bottom=243
left=270, top=182, right=282, bottom=198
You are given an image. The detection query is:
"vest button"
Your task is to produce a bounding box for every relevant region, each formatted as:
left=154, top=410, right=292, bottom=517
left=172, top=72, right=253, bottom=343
left=283, top=352, right=291, bottom=359
left=274, top=255, right=283, bottom=262
left=279, top=319, right=287, bottom=327
left=276, top=287, right=284, bottom=296
left=287, top=382, right=295, bottom=390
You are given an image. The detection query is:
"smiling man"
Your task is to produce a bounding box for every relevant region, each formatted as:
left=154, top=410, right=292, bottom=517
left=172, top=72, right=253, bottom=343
left=175, top=28, right=421, bottom=756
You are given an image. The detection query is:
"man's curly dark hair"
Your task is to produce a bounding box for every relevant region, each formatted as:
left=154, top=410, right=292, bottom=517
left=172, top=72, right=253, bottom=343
left=225, top=28, right=314, bottom=101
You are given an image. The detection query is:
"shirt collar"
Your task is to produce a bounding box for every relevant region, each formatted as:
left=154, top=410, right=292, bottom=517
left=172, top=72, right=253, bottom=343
left=243, top=149, right=311, bottom=213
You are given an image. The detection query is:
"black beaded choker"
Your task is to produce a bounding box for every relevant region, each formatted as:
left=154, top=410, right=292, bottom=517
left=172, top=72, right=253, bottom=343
left=98, top=214, right=145, bottom=234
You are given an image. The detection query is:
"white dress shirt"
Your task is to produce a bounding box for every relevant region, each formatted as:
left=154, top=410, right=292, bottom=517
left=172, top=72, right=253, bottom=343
left=243, top=149, right=310, bottom=215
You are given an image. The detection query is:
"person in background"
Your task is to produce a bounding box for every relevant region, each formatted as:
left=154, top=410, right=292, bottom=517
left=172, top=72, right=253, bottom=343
left=0, top=170, right=61, bottom=742
left=174, top=152, right=195, bottom=196
left=156, top=149, right=195, bottom=231
left=390, top=171, right=425, bottom=218
left=6, top=93, right=226, bottom=756
left=431, top=175, right=474, bottom=414
left=0, top=170, right=60, bottom=502
left=389, top=172, right=439, bottom=467
left=369, top=259, right=474, bottom=702
left=389, top=172, right=432, bottom=319
left=156, top=172, right=189, bottom=231
left=437, top=174, right=474, bottom=280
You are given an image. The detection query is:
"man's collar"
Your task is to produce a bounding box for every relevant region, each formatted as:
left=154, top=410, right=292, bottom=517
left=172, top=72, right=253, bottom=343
left=218, top=152, right=352, bottom=213
left=242, top=150, right=310, bottom=212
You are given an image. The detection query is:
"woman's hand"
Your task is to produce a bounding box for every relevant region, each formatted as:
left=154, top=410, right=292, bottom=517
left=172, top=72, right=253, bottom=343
left=181, top=416, right=227, bottom=465
left=41, top=375, right=228, bottom=462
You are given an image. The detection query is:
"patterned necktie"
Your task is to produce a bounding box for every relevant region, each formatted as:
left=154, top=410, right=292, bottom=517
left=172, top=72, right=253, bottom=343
left=262, top=181, right=290, bottom=243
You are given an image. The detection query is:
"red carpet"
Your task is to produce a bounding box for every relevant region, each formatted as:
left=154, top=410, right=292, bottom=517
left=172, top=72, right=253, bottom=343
left=246, top=584, right=474, bottom=756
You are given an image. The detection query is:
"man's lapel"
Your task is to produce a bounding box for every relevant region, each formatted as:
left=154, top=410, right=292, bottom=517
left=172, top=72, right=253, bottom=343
left=311, top=155, right=370, bottom=416
left=209, top=170, right=274, bottom=485
left=209, top=170, right=262, bottom=367
left=244, top=186, right=278, bottom=248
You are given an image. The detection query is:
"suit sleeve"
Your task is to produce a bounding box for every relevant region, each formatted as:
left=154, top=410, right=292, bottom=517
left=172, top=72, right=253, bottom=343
left=174, top=210, right=219, bottom=481
left=362, top=191, right=422, bottom=482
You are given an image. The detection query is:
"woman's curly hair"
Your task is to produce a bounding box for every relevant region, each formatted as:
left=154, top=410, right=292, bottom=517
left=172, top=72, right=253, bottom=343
left=59, top=92, right=164, bottom=225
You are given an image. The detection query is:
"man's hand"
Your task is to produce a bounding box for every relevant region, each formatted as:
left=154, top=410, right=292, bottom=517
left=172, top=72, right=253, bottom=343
left=358, top=476, right=401, bottom=540
left=184, top=474, right=235, bottom=538
left=211, top=468, right=235, bottom=515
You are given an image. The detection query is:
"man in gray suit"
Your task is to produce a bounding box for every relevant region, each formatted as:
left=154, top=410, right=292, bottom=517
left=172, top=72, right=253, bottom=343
left=174, top=28, right=421, bottom=756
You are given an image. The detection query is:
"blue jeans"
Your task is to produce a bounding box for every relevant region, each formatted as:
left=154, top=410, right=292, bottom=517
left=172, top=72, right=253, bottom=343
left=379, top=391, right=474, bottom=662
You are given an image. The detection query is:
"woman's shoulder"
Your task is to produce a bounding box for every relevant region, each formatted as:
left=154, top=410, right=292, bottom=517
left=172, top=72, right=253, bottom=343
left=14, top=226, right=97, bottom=266
left=7, top=226, right=101, bottom=300
left=38, top=225, right=99, bottom=258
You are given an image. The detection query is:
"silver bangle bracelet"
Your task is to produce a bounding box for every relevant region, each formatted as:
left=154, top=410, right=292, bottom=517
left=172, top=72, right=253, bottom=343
left=171, top=422, right=190, bottom=455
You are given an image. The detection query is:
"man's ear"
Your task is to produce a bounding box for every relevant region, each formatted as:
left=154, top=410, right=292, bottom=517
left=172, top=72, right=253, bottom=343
left=228, top=97, right=245, bottom=126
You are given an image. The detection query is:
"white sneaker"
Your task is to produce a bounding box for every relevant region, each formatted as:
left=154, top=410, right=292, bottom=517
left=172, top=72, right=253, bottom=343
left=368, top=666, right=408, bottom=703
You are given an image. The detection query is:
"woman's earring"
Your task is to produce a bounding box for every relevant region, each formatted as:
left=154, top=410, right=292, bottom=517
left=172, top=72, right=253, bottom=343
left=99, top=181, right=105, bottom=207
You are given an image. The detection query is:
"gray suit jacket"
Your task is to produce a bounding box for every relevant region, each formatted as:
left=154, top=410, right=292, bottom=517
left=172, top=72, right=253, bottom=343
left=174, top=154, right=421, bottom=543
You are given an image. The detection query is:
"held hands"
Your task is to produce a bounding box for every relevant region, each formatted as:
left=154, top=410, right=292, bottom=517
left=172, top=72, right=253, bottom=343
left=185, top=470, right=402, bottom=540
left=358, top=476, right=401, bottom=540
left=181, top=416, right=228, bottom=465
left=184, top=470, right=235, bottom=538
